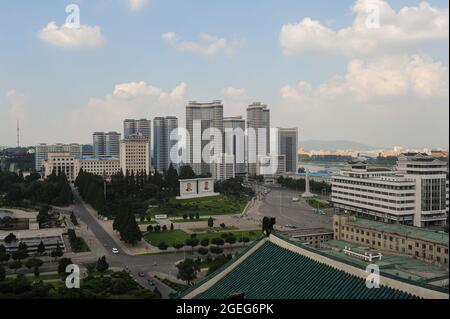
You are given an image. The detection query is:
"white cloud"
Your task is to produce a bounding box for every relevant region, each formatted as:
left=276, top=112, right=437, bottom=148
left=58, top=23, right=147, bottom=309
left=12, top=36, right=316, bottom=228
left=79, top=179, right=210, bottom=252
left=281, top=55, right=448, bottom=104
left=279, top=54, right=449, bottom=146
left=71, top=82, right=187, bottom=134
left=38, top=22, right=106, bottom=49
left=128, top=0, right=149, bottom=11
left=280, top=0, right=449, bottom=57
left=162, top=32, right=239, bottom=56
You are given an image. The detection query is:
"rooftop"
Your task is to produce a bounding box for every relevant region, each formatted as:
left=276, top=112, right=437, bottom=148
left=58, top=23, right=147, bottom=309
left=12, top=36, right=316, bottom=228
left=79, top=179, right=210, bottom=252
left=347, top=217, right=449, bottom=245
left=182, top=233, right=448, bottom=299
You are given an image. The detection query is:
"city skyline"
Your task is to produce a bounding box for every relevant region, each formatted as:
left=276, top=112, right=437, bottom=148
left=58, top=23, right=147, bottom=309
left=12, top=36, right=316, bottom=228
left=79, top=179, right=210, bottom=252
left=0, top=0, right=448, bottom=148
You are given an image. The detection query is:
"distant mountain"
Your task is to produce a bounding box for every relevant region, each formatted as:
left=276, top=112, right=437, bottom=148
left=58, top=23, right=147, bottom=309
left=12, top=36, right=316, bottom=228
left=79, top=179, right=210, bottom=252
left=300, top=140, right=377, bottom=151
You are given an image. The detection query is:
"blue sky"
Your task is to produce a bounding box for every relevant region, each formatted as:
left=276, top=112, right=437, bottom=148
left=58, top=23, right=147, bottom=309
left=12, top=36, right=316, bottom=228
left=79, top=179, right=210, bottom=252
left=0, top=0, right=448, bottom=148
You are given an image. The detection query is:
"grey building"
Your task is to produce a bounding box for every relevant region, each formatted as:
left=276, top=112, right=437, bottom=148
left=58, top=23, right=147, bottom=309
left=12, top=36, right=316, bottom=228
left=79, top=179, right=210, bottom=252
left=186, top=101, right=224, bottom=176
left=224, top=116, right=246, bottom=177
left=246, top=102, right=270, bottom=176
left=153, top=116, right=178, bottom=172
left=277, top=128, right=298, bottom=173
left=93, top=132, right=120, bottom=157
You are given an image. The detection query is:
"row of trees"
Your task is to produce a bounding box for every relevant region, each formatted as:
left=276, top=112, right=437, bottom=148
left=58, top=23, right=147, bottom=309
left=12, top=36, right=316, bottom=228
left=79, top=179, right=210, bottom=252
left=277, top=176, right=331, bottom=194
left=0, top=169, right=72, bottom=207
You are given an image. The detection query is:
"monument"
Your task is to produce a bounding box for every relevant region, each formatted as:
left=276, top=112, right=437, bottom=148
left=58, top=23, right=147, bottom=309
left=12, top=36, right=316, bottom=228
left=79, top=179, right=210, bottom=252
left=301, top=169, right=314, bottom=198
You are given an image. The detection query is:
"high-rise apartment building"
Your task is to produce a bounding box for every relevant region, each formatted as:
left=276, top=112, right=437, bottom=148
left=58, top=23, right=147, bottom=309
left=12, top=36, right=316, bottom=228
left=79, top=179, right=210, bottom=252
left=119, top=134, right=150, bottom=175
left=186, top=101, right=224, bottom=176
left=123, top=119, right=151, bottom=140
left=153, top=116, right=178, bottom=172
left=277, top=128, right=298, bottom=173
left=212, top=153, right=235, bottom=181
left=246, top=102, right=270, bottom=176
left=35, top=143, right=82, bottom=172
left=93, top=132, right=120, bottom=157
left=224, top=116, right=246, bottom=177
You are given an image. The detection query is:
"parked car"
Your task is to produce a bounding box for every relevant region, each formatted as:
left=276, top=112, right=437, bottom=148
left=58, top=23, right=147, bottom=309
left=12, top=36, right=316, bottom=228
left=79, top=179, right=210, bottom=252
left=112, top=248, right=119, bottom=254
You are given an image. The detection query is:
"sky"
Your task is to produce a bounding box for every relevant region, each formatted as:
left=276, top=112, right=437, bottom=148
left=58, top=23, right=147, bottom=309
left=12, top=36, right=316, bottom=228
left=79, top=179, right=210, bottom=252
left=0, top=0, right=448, bottom=148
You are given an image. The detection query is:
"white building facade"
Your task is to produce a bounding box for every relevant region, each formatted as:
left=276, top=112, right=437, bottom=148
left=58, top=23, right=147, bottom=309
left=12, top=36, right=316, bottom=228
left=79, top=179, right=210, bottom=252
left=119, top=135, right=150, bottom=175
left=332, top=154, right=449, bottom=228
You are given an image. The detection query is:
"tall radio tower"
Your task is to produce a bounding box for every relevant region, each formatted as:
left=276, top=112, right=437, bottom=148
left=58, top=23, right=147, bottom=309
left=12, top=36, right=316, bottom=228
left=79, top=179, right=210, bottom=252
left=16, top=120, right=20, bottom=148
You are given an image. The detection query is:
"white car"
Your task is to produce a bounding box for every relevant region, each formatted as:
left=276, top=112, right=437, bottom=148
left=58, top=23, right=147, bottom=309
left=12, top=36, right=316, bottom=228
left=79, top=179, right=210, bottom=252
left=292, top=197, right=299, bottom=202
left=112, top=248, right=119, bottom=254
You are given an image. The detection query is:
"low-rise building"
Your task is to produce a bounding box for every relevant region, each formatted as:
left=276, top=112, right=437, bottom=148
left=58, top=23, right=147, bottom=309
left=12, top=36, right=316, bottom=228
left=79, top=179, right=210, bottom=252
left=74, top=156, right=121, bottom=180
left=280, top=228, right=334, bottom=248
left=42, top=152, right=76, bottom=182
left=333, top=215, right=449, bottom=268
left=332, top=153, right=449, bottom=227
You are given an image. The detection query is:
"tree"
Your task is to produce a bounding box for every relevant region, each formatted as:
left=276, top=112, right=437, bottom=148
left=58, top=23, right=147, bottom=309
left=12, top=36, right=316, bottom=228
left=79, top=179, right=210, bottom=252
left=4, top=232, right=17, bottom=244
left=158, top=242, right=168, bottom=250
left=207, top=217, right=214, bottom=228
left=176, top=259, right=199, bottom=285
left=179, top=165, right=196, bottom=179
left=173, top=243, right=184, bottom=251
left=195, top=212, right=200, bottom=220
left=185, top=237, right=199, bottom=251
left=25, top=258, right=43, bottom=270
left=51, top=242, right=64, bottom=260
left=198, top=247, right=208, bottom=255
left=37, top=241, right=46, bottom=255
left=70, top=212, right=78, bottom=225
left=200, top=238, right=210, bottom=247
left=58, top=257, right=73, bottom=277
left=12, top=242, right=29, bottom=260
left=220, top=223, right=226, bottom=229
left=33, top=265, right=40, bottom=277
left=8, top=260, right=22, bottom=273
left=162, top=225, right=168, bottom=231
left=182, top=214, right=188, bottom=220
left=0, top=264, right=5, bottom=281
left=96, top=256, right=109, bottom=272
left=146, top=225, right=154, bottom=232
left=225, top=235, right=236, bottom=246
left=170, top=223, right=174, bottom=231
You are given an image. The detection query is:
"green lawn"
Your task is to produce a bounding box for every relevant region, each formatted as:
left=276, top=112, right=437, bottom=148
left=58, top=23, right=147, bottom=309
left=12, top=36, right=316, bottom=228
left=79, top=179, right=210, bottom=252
left=305, top=197, right=333, bottom=209
left=148, top=195, right=249, bottom=218
left=144, top=229, right=261, bottom=247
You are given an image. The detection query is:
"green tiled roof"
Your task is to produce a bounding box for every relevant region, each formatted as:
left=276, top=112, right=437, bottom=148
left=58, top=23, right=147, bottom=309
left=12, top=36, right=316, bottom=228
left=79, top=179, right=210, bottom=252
left=194, top=241, right=418, bottom=299
left=347, top=218, right=449, bottom=245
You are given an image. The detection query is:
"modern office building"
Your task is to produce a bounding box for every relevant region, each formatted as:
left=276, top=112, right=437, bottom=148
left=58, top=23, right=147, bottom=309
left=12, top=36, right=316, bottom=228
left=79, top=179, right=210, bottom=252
left=74, top=156, right=121, bottom=180
left=211, top=153, right=235, bottom=181
left=186, top=101, right=224, bottom=175
left=333, top=215, right=449, bottom=268
left=35, top=143, right=82, bottom=172
left=277, top=128, right=298, bottom=173
left=332, top=154, right=449, bottom=228
left=153, top=116, right=178, bottom=172
left=42, top=152, right=77, bottom=182
left=224, top=116, right=246, bottom=177
left=93, top=131, right=120, bottom=158
left=246, top=102, right=270, bottom=176
left=119, top=134, right=150, bottom=175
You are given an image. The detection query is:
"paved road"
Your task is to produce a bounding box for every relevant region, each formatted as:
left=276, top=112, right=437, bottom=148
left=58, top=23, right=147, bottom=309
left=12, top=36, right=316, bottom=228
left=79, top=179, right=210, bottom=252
left=71, top=189, right=180, bottom=297
left=250, top=186, right=334, bottom=230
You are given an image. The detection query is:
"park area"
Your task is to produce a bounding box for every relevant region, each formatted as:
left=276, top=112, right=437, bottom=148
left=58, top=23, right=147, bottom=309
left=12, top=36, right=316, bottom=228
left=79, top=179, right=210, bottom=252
left=147, top=195, right=248, bottom=218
